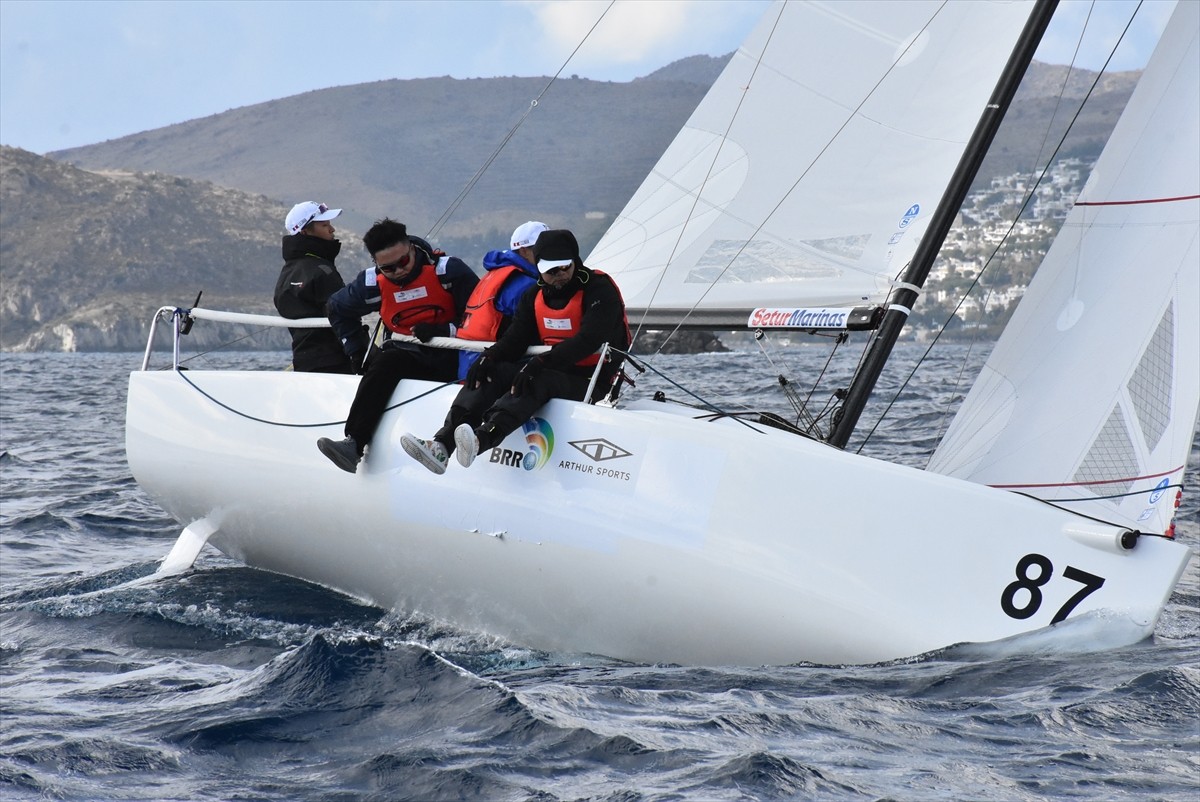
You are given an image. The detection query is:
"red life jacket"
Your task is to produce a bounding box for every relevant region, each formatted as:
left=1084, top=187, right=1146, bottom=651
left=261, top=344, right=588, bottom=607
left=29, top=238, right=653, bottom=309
left=378, top=259, right=457, bottom=335
left=534, top=270, right=629, bottom=367
left=457, top=265, right=521, bottom=342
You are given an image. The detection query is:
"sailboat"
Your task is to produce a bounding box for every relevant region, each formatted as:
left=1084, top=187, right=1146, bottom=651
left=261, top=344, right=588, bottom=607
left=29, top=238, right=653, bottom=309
left=125, top=0, right=1197, bottom=666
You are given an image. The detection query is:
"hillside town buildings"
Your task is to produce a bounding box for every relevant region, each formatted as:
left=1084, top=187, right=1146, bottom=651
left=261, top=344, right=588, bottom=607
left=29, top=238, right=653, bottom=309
left=910, top=157, right=1091, bottom=339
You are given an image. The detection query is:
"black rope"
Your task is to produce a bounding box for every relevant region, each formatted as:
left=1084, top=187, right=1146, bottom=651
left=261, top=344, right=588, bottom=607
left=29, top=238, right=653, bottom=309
left=1013, top=482, right=1184, bottom=504
left=174, top=368, right=454, bottom=428
left=1012, top=484, right=1183, bottom=537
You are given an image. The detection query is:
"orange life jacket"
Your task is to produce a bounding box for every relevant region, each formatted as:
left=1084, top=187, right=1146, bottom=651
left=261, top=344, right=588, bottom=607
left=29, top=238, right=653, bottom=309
left=378, top=259, right=457, bottom=335
left=457, top=265, right=521, bottom=342
left=533, top=270, right=629, bottom=367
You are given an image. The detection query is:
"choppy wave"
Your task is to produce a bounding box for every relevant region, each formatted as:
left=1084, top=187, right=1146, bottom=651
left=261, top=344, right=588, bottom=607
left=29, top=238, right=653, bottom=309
left=2, top=350, right=1197, bottom=801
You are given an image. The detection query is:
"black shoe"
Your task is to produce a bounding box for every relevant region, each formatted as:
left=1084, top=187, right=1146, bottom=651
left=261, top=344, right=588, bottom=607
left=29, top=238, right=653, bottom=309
left=317, top=437, right=361, bottom=473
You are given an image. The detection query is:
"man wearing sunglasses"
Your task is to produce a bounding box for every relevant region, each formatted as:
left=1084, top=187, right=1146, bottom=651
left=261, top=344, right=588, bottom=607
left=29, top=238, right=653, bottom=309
left=400, top=228, right=630, bottom=474
left=317, top=218, right=478, bottom=473
left=274, top=201, right=356, bottom=374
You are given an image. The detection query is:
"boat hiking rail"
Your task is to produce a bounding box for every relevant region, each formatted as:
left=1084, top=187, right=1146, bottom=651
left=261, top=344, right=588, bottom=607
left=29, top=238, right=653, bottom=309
left=139, top=304, right=619, bottom=402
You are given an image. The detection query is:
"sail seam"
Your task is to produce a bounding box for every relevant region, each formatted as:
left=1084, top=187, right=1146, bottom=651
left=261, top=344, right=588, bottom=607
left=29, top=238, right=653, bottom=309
left=1076, top=194, right=1200, bottom=206
left=989, top=463, right=1185, bottom=489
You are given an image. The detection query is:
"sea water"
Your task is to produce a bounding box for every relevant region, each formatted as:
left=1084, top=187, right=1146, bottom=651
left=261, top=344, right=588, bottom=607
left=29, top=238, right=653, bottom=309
left=1, top=347, right=1197, bottom=802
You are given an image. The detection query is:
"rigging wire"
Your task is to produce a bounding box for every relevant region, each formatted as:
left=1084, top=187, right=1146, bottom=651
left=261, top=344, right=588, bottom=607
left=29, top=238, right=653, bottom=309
left=608, top=347, right=765, bottom=433
left=852, top=1, right=1144, bottom=457
left=752, top=329, right=848, bottom=436
left=425, top=2, right=616, bottom=242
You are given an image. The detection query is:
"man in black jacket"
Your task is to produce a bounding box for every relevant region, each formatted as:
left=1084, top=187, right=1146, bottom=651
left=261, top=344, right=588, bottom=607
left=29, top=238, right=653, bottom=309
left=274, top=201, right=356, bottom=373
left=401, top=228, right=629, bottom=474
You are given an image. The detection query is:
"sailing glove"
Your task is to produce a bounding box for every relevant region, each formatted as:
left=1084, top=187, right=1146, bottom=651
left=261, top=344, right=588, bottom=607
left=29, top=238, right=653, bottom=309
left=411, top=323, right=449, bottom=343
left=466, top=354, right=493, bottom=389
left=511, top=355, right=545, bottom=396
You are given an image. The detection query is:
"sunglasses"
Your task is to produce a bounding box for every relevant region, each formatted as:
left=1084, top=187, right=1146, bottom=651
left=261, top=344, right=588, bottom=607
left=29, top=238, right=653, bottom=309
left=376, top=251, right=413, bottom=274
left=543, top=264, right=572, bottom=277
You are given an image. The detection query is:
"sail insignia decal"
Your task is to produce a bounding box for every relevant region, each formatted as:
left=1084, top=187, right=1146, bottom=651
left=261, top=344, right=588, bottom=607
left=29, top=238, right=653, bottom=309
left=568, top=438, right=633, bottom=462
left=749, top=307, right=850, bottom=328
left=748, top=306, right=881, bottom=331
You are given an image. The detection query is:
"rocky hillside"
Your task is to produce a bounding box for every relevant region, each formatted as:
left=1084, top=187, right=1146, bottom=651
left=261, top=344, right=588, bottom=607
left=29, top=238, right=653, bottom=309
left=0, top=146, right=719, bottom=354
left=0, top=146, right=319, bottom=351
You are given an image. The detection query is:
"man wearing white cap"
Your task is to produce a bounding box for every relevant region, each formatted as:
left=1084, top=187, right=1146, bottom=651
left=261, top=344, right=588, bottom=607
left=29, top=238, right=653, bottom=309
left=274, top=201, right=355, bottom=373
left=453, top=220, right=547, bottom=380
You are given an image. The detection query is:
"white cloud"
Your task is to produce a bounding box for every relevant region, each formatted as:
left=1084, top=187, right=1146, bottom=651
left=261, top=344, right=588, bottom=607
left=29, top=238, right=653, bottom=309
left=525, top=0, right=762, bottom=73
left=1036, top=0, right=1172, bottom=71
left=531, top=0, right=690, bottom=63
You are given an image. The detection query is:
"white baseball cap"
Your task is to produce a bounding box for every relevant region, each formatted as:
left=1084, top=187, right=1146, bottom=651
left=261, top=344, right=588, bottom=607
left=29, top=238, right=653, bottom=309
left=510, top=221, right=549, bottom=251
left=285, top=201, right=341, bottom=235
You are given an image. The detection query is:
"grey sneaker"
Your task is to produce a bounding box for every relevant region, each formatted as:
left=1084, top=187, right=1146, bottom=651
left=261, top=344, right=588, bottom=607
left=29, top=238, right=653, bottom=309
left=454, top=423, right=480, bottom=468
left=317, top=436, right=361, bottom=473
left=401, top=434, right=448, bottom=475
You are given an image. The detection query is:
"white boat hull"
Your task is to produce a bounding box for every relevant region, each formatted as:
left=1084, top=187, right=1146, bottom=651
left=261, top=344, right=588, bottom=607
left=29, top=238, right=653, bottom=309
left=126, top=370, right=1190, bottom=665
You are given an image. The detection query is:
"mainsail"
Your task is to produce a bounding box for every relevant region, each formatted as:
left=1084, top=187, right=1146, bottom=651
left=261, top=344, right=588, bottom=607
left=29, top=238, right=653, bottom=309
left=588, top=0, right=1036, bottom=328
left=929, top=0, right=1200, bottom=537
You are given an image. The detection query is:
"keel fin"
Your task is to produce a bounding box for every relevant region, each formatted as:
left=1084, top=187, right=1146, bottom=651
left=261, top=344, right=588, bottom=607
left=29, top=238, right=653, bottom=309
left=157, top=518, right=219, bottom=576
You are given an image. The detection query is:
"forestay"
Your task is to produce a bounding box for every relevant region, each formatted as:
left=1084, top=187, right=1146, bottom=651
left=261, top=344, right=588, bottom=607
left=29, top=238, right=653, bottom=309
left=587, top=0, right=1035, bottom=328
left=929, top=0, right=1200, bottom=537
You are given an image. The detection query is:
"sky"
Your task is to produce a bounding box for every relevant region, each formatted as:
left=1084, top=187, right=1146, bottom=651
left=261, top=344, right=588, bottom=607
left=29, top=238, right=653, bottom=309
left=0, top=0, right=1178, bottom=156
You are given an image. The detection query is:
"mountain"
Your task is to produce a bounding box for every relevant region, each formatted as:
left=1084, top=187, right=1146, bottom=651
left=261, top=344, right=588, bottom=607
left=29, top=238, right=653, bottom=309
left=0, top=146, right=295, bottom=351
left=982, top=64, right=1140, bottom=178
left=1, top=59, right=1138, bottom=352
left=634, top=54, right=732, bottom=86
left=48, top=72, right=718, bottom=260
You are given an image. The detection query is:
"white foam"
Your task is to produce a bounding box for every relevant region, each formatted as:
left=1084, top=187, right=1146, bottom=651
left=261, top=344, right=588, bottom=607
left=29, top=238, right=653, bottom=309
left=946, top=610, right=1155, bottom=660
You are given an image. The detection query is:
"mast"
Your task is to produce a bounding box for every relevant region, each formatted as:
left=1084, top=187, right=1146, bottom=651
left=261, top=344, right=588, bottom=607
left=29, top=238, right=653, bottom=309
left=827, top=0, right=1059, bottom=449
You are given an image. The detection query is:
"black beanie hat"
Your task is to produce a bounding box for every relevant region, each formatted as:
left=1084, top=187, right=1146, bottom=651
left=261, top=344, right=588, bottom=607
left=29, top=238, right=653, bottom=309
left=533, top=229, right=580, bottom=270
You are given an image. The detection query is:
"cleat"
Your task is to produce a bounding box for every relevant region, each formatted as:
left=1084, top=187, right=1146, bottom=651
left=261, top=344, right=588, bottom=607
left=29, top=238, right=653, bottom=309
left=454, top=424, right=479, bottom=468
left=317, top=436, right=361, bottom=473
left=401, top=434, right=448, bottom=475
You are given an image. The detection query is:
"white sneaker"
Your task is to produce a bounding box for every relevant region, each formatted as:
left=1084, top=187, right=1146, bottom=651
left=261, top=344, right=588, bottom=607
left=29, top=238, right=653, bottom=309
left=454, top=423, right=479, bottom=468
left=401, top=434, right=448, bottom=475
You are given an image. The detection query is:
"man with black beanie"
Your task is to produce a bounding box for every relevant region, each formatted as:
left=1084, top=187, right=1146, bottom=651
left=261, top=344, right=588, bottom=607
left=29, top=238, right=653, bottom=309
left=401, top=228, right=629, bottom=474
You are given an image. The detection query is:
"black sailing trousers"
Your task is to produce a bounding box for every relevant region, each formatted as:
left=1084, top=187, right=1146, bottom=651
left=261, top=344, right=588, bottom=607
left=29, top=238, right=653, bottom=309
left=433, top=362, right=590, bottom=454
left=343, top=343, right=458, bottom=449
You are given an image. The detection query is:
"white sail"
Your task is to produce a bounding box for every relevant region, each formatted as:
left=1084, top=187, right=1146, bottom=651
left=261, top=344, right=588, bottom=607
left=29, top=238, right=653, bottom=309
left=929, top=0, right=1200, bottom=538
left=587, top=0, right=1035, bottom=327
